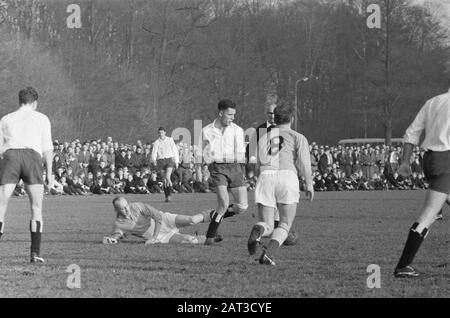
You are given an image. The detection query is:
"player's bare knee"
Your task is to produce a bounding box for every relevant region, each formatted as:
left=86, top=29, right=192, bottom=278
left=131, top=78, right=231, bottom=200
left=411, top=222, right=429, bottom=238
left=233, top=203, right=248, bottom=215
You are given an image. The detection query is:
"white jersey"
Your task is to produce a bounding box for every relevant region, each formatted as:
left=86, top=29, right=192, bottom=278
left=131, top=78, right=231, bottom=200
left=0, top=105, right=53, bottom=156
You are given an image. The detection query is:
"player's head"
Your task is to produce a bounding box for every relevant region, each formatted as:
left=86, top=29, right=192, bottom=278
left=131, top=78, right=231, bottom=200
left=217, top=99, right=236, bottom=127
left=112, top=196, right=130, bottom=218
left=158, top=127, right=166, bottom=139
left=274, top=103, right=294, bottom=126
left=266, top=104, right=276, bottom=125
left=19, top=87, right=38, bottom=108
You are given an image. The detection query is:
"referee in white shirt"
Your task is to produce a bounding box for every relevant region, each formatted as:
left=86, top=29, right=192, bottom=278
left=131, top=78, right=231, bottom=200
left=394, top=80, right=450, bottom=278
left=0, top=87, right=54, bottom=263
left=151, top=127, right=179, bottom=202
left=202, top=99, right=248, bottom=245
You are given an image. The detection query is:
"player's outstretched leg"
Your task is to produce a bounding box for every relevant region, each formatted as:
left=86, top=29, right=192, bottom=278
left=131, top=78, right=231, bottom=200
left=394, top=190, right=447, bottom=277
left=205, top=186, right=229, bottom=245
left=258, top=203, right=296, bottom=266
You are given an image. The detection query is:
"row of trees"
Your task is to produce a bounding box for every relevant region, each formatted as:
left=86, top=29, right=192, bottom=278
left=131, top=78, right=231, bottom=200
left=0, top=0, right=449, bottom=144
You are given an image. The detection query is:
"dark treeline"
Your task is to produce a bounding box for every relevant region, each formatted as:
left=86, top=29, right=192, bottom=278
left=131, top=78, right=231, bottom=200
left=0, top=0, right=449, bottom=144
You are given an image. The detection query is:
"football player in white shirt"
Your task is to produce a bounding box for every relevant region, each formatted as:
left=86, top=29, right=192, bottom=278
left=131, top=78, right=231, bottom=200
left=151, top=127, right=179, bottom=202
left=0, top=87, right=55, bottom=263
left=201, top=99, right=248, bottom=245
left=394, top=80, right=450, bottom=278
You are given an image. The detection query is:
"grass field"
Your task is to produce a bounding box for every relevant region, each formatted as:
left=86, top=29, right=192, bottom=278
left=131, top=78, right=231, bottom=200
left=0, top=190, right=449, bottom=298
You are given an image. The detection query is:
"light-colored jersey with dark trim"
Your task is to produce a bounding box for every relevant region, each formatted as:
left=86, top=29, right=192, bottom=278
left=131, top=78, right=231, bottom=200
left=110, top=202, right=162, bottom=240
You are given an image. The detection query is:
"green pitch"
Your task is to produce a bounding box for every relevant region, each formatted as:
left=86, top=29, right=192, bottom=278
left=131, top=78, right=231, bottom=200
left=0, top=191, right=448, bottom=297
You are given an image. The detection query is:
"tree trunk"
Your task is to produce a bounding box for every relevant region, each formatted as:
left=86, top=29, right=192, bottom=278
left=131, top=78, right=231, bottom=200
left=384, top=117, right=392, bottom=146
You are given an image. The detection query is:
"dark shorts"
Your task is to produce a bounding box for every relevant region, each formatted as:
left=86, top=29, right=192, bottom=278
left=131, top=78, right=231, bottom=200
left=423, top=151, right=450, bottom=194
left=0, top=149, right=44, bottom=185
left=157, top=158, right=176, bottom=171
left=208, top=163, right=245, bottom=188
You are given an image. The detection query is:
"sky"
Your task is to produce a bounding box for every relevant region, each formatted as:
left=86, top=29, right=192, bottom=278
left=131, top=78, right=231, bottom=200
left=412, top=0, right=450, bottom=27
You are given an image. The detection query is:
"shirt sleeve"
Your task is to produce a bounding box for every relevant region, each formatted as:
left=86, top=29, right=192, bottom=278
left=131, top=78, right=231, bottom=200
left=404, top=102, right=428, bottom=146
left=41, top=115, right=53, bottom=154
left=151, top=140, right=158, bottom=162
left=296, top=135, right=313, bottom=188
left=110, top=221, right=130, bottom=240
left=0, top=119, right=4, bottom=154
left=235, top=126, right=246, bottom=163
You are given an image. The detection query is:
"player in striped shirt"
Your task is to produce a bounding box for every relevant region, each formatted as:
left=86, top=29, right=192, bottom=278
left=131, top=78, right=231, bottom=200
left=247, top=104, right=314, bottom=265
left=102, top=196, right=224, bottom=244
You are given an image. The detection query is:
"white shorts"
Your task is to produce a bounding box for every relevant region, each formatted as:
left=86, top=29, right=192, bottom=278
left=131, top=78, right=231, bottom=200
left=143, top=212, right=180, bottom=243
left=255, top=170, right=299, bottom=209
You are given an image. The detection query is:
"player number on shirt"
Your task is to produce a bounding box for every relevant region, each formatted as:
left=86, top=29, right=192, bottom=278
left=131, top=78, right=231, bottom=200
left=268, top=136, right=284, bottom=156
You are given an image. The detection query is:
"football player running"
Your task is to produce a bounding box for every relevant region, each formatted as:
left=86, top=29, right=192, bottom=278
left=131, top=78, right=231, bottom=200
left=247, top=104, right=314, bottom=265
left=102, top=196, right=224, bottom=245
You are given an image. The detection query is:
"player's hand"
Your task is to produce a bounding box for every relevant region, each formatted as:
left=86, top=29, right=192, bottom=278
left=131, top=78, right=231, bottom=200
left=102, top=236, right=118, bottom=244
left=145, top=237, right=158, bottom=244
left=398, top=163, right=410, bottom=177
left=306, top=188, right=314, bottom=202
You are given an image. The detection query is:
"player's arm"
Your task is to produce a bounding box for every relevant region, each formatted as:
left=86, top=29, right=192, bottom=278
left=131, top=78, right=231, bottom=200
left=143, top=204, right=164, bottom=244
left=0, top=119, right=5, bottom=156
left=103, top=227, right=126, bottom=244
left=235, top=127, right=246, bottom=164
left=297, top=136, right=314, bottom=201
left=398, top=103, right=427, bottom=176
left=42, top=117, right=54, bottom=188
left=151, top=140, right=158, bottom=164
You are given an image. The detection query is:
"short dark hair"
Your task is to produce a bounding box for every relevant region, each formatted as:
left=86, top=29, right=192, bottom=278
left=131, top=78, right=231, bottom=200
left=19, top=87, right=38, bottom=105
left=218, top=99, right=236, bottom=111
left=158, top=127, right=165, bottom=132
left=274, top=104, right=293, bottom=125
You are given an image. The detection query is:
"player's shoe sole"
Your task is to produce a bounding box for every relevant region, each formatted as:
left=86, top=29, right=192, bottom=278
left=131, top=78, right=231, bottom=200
left=394, top=266, right=419, bottom=278
left=259, top=250, right=276, bottom=266
left=30, top=254, right=45, bottom=264
left=247, top=225, right=263, bottom=255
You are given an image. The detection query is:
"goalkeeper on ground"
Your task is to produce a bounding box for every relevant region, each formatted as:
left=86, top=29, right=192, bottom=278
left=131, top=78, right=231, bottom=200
left=102, top=196, right=225, bottom=244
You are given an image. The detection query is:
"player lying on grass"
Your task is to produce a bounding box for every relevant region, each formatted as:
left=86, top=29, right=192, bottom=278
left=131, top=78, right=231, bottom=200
left=102, top=196, right=227, bottom=244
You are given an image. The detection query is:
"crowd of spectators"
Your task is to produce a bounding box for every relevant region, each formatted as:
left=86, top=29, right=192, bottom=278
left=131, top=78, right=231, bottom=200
left=10, top=137, right=429, bottom=197
left=305, top=142, right=428, bottom=192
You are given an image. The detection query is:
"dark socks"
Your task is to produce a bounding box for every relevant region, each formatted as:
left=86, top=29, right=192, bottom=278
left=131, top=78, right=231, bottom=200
left=30, top=220, right=42, bottom=255
left=206, top=211, right=222, bottom=238
left=163, top=186, right=170, bottom=198
left=396, top=222, right=427, bottom=269
left=0, top=221, right=3, bottom=239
